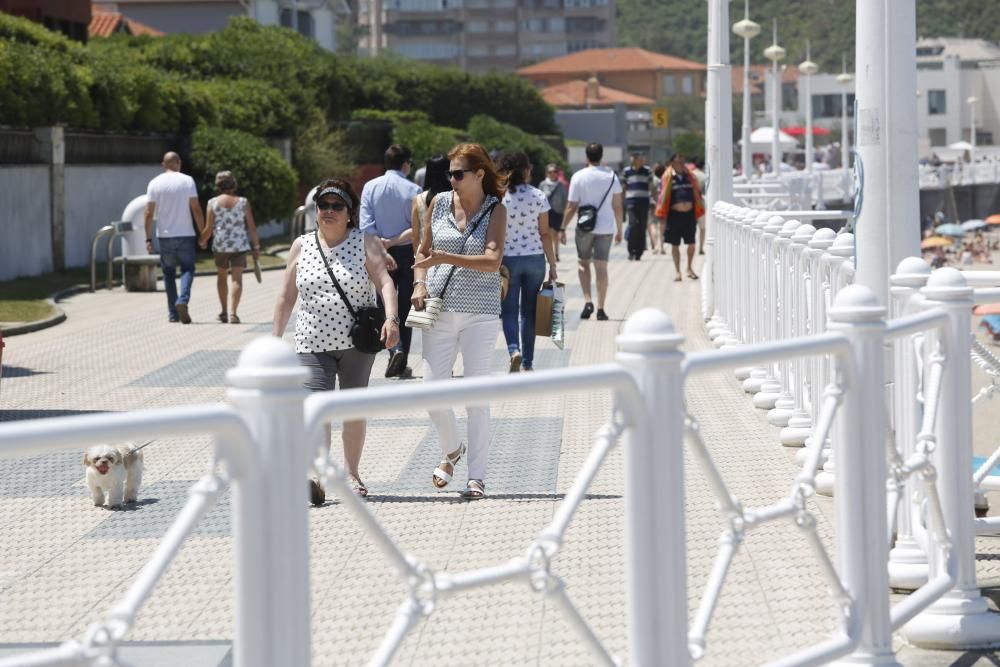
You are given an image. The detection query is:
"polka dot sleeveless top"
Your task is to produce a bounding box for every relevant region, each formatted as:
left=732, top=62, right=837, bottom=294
left=294, top=228, right=375, bottom=353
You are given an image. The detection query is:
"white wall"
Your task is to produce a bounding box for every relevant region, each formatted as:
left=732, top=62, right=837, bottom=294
left=63, top=165, right=162, bottom=268
left=0, top=166, right=53, bottom=281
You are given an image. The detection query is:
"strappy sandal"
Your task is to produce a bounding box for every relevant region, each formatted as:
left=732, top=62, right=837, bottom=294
left=229, top=314, right=241, bottom=324
left=674, top=274, right=683, bottom=282
left=432, top=443, right=466, bottom=489
left=687, top=270, right=699, bottom=280
left=217, top=312, right=228, bottom=323
left=348, top=475, right=368, bottom=498
left=461, top=479, right=485, bottom=500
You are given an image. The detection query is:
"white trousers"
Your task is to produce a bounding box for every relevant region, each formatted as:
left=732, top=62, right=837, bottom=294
left=421, top=311, right=499, bottom=481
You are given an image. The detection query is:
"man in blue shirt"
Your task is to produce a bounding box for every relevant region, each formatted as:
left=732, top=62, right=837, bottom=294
left=360, top=144, right=422, bottom=378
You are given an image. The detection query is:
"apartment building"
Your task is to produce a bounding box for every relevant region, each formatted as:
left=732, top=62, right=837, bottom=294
left=93, top=0, right=349, bottom=51
left=358, top=0, right=615, bottom=73
left=0, top=0, right=91, bottom=41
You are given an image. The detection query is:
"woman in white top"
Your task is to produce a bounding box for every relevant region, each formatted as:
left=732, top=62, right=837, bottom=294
left=498, top=151, right=557, bottom=372
left=411, top=143, right=508, bottom=500
left=200, top=171, right=261, bottom=324
left=272, top=179, right=399, bottom=504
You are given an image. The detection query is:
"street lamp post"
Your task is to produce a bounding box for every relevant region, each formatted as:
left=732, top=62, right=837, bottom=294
left=733, top=1, right=760, bottom=178
left=969, top=95, right=978, bottom=183
left=799, top=41, right=819, bottom=175
left=836, top=55, right=854, bottom=185
left=763, top=20, right=785, bottom=174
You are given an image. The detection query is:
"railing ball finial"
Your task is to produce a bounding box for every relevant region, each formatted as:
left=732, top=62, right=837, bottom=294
left=828, top=284, right=886, bottom=323
left=226, top=336, right=308, bottom=389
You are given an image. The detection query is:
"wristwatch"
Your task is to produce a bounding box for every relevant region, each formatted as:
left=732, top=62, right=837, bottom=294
left=413, top=279, right=427, bottom=286
left=389, top=315, right=400, bottom=324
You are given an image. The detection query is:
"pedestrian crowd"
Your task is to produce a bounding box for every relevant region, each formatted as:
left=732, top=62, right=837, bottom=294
left=142, top=140, right=702, bottom=503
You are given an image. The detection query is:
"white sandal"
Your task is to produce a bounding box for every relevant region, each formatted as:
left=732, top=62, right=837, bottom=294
left=432, top=443, right=466, bottom=489
left=461, top=479, right=485, bottom=500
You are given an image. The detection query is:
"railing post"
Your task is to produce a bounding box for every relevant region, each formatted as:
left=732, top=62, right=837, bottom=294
left=888, top=257, right=932, bottom=590
left=827, top=285, right=899, bottom=665
left=616, top=309, right=689, bottom=666
left=226, top=338, right=312, bottom=667
left=903, top=268, right=1000, bottom=647
left=755, top=219, right=802, bottom=410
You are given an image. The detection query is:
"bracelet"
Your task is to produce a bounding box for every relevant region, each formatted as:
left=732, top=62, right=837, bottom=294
left=413, top=280, right=427, bottom=286
left=388, top=316, right=400, bottom=325
left=146, top=238, right=153, bottom=244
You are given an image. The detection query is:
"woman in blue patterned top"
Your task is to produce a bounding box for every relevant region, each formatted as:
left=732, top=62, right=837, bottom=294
left=411, top=143, right=508, bottom=500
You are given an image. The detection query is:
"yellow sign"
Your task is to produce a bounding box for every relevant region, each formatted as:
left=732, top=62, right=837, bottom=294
left=652, top=108, right=669, bottom=128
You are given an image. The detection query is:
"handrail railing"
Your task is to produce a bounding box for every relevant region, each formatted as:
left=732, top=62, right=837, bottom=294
left=0, top=292, right=986, bottom=664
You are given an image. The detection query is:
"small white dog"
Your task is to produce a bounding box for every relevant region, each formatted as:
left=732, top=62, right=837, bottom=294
left=84, top=443, right=144, bottom=509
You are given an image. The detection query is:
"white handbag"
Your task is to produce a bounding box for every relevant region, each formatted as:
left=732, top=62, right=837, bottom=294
left=405, top=296, right=444, bottom=330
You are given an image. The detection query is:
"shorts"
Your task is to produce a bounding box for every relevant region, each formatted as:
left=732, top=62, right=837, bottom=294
left=575, top=230, right=613, bottom=261
left=665, top=209, right=697, bottom=246
left=214, top=251, right=247, bottom=269
left=298, top=348, right=376, bottom=392
left=548, top=210, right=564, bottom=232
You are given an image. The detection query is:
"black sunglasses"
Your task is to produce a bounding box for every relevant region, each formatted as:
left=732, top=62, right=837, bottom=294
left=317, top=201, right=348, bottom=212
left=447, top=169, right=474, bottom=181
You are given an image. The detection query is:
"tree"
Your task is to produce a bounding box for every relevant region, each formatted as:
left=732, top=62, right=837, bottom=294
left=657, top=95, right=705, bottom=133
left=671, top=132, right=705, bottom=160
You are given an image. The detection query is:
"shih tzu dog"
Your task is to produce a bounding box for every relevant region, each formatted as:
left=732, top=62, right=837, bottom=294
left=84, top=443, right=144, bottom=509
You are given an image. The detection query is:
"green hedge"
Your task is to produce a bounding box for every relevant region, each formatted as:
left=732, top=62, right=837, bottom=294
left=190, top=126, right=297, bottom=222
left=467, top=115, right=565, bottom=183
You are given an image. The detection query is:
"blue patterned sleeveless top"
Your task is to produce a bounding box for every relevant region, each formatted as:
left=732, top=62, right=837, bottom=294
left=426, top=192, right=501, bottom=316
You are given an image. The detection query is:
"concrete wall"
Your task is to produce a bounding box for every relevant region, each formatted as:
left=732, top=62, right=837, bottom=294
left=63, top=165, right=162, bottom=268
left=114, top=1, right=244, bottom=34
left=0, top=166, right=53, bottom=280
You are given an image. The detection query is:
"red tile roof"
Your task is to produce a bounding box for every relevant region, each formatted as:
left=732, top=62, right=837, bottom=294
left=89, top=10, right=163, bottom=38
left=539, top=79, right=655, bottom=108
left=518, top=47, right=705, bottom=76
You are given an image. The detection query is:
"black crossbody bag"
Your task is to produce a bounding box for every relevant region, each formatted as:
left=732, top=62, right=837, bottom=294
left=315, top=231, right=386, bottom=355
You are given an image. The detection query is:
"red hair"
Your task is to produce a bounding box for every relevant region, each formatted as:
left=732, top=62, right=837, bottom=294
left=448, top=143, right=507, bottom=199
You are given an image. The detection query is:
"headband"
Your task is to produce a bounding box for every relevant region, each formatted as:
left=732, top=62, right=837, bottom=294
left=316, top=187, right=353, bottom=210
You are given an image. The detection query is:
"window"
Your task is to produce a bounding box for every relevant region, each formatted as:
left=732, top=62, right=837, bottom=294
left=812, top=93, right=855, bottom=119
left=280, top=9, right=314, bottom=37
left=495, top=20, right=516, bottom=32
left=928, top=89, right=946, bottom=115
left=662, top=75, right=675, bottom=94
left=566, top=16, right=603, bottom=33
left=682, top=75, right=693, bottom=94
left=494, top=0, right=517, bottom=7
left=495, top=44, right=516, bottom=56
left=467, top=20, right=489, bottom=32
left=467, top=44, right=490, bottom=57
left=394, top=42, right=460, bottom=59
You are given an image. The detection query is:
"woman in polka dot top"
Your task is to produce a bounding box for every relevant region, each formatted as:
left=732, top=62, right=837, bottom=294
left=272, top=179, right=399, bottom=503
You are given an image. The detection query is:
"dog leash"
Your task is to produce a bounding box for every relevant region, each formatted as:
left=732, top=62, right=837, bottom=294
left=131, top=440, right=155, bottom=453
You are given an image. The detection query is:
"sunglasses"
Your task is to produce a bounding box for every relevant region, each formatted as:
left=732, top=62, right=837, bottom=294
left=317, top=201, right=348, bottom=212
left=447, top=169, right=474, bottom=181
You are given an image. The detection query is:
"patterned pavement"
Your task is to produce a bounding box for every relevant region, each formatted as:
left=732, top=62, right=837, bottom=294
left=2, top=235, right=1000, bottom=665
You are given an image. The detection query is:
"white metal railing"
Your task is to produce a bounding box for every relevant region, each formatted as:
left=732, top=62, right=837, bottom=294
left=707, top=199, right=1000, bottom=649
left=0, top=286, right=990, bottom=664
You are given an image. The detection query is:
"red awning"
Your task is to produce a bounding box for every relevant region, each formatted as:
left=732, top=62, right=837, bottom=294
left=783, top=126, right=832, bottom=137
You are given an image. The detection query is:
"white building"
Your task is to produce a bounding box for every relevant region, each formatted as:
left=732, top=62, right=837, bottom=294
left=753, top=37, right=1000, bottom=157
left=94, top=0, right=350, bottom=51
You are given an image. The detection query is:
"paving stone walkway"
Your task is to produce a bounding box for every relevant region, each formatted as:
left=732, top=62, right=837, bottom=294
left=1, top=236, right=999, bottom=666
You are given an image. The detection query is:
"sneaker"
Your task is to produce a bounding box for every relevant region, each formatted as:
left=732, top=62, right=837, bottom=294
left=581, top=302, right=594, bottom=319
left=509, top=351, right=522, bottom=373
left=309, top=478, right=326, bottom=506
left=596, top=309, right=609, bottom=321
left=175, top=303, right=191, bottom=324
left=385, top=351, right=408, bottom=378
left=168, top=316, right=179, bottom=323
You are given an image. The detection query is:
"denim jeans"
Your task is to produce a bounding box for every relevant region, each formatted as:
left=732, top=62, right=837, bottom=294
left=501, top=253, right=546, bottom=368
left=158, top=236, right=197, bottom=319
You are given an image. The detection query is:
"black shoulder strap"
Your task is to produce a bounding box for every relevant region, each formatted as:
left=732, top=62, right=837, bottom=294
left=315, top=231, right=358, bottom=320
left=437, top=198, right=499, bottom=299
left=596, top=171, right=616, bottom=210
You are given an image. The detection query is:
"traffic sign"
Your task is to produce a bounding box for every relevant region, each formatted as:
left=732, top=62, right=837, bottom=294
left=652, top=107, right=669, bottom=128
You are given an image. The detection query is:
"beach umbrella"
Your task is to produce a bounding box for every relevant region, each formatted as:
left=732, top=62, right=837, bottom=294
left=935, top=223, right=965, bottom=236
left=921, top=236, right=953, bottom=249
left=974, top=304, right=1000, bottom=316
left=987, top=214, right=1000, bottom=225
left=962, top=219, right=988, bottom=232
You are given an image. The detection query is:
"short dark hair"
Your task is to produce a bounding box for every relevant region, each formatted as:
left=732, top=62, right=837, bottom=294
left=693, top=157, right=705, bottom=169
left=669, top=153, right=686, bottom=163
left=585, top=143, right=603, bottom=164
left=312, top=178, right=359, bottom=228
left=384, top=144, right=412, bottom=171
left=653, top=164, right=666, bottom=178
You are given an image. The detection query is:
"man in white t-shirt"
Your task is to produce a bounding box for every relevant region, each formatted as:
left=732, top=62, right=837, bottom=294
left=563, top=143, right=623, bottom=321
left=144, top=152, right=206, bottom=323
